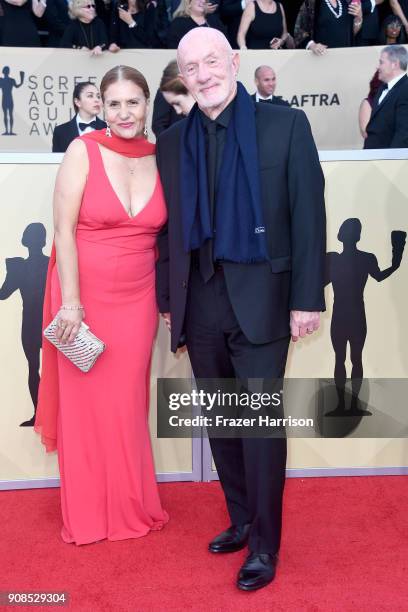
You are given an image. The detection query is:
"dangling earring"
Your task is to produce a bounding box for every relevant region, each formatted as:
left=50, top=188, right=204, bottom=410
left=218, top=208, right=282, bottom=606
left=106, top=124, right=111, bottom=138
left=143, top=125, right=148, bottom=139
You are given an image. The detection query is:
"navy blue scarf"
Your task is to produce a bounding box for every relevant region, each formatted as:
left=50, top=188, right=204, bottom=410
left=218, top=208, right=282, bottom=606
left=180, top=82, right=269, bottom=263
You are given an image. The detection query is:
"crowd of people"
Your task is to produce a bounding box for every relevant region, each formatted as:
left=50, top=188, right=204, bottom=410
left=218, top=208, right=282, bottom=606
left=0, top=0, right=407, bottom=50
left=51, top=43, right=408, bottom=151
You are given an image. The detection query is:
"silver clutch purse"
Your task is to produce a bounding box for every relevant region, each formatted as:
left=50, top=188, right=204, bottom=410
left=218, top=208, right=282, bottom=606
left=44, top=315, right=106, bottom=373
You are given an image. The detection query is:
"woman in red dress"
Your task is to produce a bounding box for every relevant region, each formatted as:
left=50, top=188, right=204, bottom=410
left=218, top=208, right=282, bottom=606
left=35, top=66, right=169, bottom=545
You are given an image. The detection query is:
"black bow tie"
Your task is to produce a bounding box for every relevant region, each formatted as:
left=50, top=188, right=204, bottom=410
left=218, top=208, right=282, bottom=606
left=259, top=98, right=272, bottom=103
left=79, top=120, right=97, bottom=131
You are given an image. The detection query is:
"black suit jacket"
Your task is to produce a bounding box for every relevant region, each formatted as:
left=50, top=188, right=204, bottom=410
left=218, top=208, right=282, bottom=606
left=156, top=102, right=326, bottom=352
left=364, top=74, right=408, bottom=149
left=52, top=116, right=106, bottom=153
left=251, top=93, right=291, bottom=107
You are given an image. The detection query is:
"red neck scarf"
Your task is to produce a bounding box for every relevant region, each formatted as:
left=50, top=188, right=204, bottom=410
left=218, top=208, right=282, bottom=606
left=81, top=128, right=155, bottom=157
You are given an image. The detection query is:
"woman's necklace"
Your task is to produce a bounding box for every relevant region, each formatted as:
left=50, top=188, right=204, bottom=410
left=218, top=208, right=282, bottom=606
left=323, top=0, right=342, bottom=19
left=125, top=159, right=136, bottom=175
left=79, top=21, right=94, bottom=49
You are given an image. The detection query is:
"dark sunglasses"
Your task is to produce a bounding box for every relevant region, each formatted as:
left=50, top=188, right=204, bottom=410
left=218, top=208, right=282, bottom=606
left=83, top=3, right=96, bottom=8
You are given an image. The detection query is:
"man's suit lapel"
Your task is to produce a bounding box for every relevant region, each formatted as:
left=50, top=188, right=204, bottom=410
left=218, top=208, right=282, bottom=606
left=69, top=116, right=80, bottom=139
left=371, top=74, right=407, bottom=118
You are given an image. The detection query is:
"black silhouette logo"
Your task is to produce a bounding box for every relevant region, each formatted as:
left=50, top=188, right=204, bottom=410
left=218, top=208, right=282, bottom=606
left=325, top=218, right=406, bottom=417
left=0, top=66, right=25, bottom=136
left=0, top=224, right=49, bottom=426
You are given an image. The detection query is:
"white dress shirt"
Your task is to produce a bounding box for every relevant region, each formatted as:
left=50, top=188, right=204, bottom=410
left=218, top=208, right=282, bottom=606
left=378, top=73, right=406, bottom=105
left=255, top=93, right=274, bottom=103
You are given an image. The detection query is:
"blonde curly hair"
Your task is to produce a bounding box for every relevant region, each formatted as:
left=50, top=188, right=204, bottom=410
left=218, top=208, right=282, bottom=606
left=68, top=0, right=94, bottom=20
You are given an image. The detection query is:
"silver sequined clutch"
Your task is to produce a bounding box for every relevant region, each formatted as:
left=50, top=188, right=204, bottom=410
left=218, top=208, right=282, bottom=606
left=44, top=315, right=106, bottom=373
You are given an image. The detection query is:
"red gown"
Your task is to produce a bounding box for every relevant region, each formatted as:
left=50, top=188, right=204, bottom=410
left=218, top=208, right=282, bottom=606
left=38, top=137, right=169, bottom=544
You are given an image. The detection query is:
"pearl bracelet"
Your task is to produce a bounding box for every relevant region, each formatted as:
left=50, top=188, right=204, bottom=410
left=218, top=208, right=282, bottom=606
left=60, top=304, right=84, bottom=311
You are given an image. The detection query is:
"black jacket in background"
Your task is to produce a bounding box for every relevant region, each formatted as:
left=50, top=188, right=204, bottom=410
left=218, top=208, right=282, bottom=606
left=251, top=93, right=290, bottom=107
left=356, top=0, right=380, bottom=45
left=95, top=0, right=113, bottom=28
left=52, top=116, right=106, bottom=153
left=219, top=0, right=243, bottom=48
left=109, top=6, right=156, bottom=47
left=109, top=0, right=168, bottom=47
left=156, top=102, right=326, bottom=352
left=44, top=0, right=70, bottom=47
left=60, top=17, right=108, bottom=48
left=364, top=74, right=408, bottom=149
left=280, top=0, right=303, bottom=33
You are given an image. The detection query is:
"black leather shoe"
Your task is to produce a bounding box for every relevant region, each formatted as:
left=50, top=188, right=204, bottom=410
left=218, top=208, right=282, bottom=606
left=208, top=524, right=251, bottom=553
left=237, top=552, right=278, bottom=591
left=20, top=416, right=35, bottom=427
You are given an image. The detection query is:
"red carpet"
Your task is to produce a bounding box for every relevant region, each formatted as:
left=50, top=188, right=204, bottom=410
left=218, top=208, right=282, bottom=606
left=1, top=477, right=407, bottom=611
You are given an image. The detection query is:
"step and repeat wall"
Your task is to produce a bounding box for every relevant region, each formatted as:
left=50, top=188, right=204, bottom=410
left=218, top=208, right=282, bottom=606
left=0, top=153, right=407, bottom=487
left=0, top=46, right=406, bottom=152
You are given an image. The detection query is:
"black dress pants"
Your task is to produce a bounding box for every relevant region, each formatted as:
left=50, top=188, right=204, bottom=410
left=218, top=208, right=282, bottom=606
left=185, top=265, right=290, bottom=554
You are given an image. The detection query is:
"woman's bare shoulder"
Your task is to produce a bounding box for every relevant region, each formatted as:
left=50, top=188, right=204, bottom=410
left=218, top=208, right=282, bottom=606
left=60, top=138, right=89, bottom=174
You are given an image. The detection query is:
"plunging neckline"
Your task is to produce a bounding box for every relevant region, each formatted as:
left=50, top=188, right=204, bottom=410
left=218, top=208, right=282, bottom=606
left=96, top=144, right=159, bottom=221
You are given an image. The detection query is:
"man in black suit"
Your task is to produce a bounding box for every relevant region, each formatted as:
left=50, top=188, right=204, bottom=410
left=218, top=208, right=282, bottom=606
left=52, top=81, right=106, bottom=153
left=251, top=65, right=290, bottom=106
left=156, top=28, right=326, bottom=592
left=364, top=45, right=408, bottom=149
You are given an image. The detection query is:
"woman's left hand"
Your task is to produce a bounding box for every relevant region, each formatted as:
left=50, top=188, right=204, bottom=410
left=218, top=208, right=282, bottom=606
left=119, top=7, right=136, bottom=24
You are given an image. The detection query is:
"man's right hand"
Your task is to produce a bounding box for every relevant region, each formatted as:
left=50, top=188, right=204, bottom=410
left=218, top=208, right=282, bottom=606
left=161, top=312, right=171, bottom=331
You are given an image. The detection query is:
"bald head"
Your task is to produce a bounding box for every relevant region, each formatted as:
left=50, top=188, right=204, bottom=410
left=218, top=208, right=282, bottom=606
left=254, top=65, right=277, bottom=98
left=177, top=28, right=233, bottom=71
left=176, top=27, right=240, bottom=120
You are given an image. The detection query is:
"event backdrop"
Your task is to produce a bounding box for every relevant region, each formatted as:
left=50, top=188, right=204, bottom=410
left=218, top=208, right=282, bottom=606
left=0, top=46, right=405, bottom=152
left=0, top=156, right=407, bottom=486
